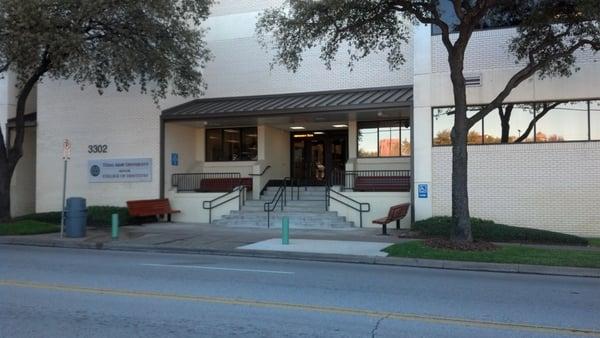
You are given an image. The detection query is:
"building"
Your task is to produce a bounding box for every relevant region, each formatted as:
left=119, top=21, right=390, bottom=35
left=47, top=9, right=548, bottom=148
left=1, top=1, right=599, bottom=236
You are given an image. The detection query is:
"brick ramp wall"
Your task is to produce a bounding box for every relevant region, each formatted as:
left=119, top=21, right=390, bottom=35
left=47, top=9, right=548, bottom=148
left=432, top=142, right=600, bottom=237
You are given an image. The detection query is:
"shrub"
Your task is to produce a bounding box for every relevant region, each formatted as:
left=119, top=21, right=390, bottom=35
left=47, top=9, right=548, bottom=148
left=15, top=206, right=134, bottom=227
left=413, top=216, right=589, bottom=246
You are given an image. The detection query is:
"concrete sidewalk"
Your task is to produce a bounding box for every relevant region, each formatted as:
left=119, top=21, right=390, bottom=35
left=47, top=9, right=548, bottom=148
left=1, top=222, right=599, bottom=278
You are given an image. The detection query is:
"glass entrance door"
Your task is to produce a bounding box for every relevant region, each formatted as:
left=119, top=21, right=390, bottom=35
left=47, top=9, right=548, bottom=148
left=291, top=131, right=347, bottom=185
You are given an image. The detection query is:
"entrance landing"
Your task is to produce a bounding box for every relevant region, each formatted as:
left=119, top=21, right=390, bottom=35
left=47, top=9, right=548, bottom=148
left=238, top=239, right=393, bottom=257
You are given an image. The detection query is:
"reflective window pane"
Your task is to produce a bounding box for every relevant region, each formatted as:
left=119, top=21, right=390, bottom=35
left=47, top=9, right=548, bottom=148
left=378, top=121, right=400, bottom=157
left=467, top=107, right=483, bottom=145
left=206, top=129, right=222, bottom=161
left=358, top=122, right=378, bottom=157
left=241, top=128, right=258, bottom=161
left=206, top=127, right=257, bottom=161
left=591, top=101, right=600, bottom=140
left=433, top=108, right=453, bottom=145
left=401, top=121, right=411, bottom=156
left=223, top=129, right=241, bottom=160
left=484, top=104, right=535, bottom=143
left=535, top=101, right=588, bottom=142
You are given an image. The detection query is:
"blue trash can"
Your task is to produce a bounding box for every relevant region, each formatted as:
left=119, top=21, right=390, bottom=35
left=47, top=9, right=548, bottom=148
left=65, top=197, right=87, bottom=238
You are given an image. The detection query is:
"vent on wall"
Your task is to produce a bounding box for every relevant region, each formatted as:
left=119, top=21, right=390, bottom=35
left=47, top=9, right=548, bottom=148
left=464, top=74, right=482, bottom=87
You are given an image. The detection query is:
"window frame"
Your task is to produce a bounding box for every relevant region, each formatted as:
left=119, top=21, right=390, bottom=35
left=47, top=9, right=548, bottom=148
left=357, top=120, right=411, bottom=158
left=205, top=127, right=258, bottom=162
left=432, top=98, right=599, bottom=147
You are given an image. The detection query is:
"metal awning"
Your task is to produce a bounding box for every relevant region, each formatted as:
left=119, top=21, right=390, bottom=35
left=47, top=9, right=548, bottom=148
left=162, top=86, right=412, bottom=120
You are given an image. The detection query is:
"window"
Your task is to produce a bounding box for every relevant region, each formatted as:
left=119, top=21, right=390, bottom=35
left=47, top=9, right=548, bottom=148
left=205, top=127, right=257, bottom=161
left=484, top=104, right=535, bottom=143
left=431, top=2, right=520, bottom=35
left=433, top=99, right=596, bottom=146
left=432, top=108, right=483, bottom=145
left=432, top=108, right=453, bottom=145
left=535, top=101, right=588, bottom=142
left=358, top=120, right=410, bottom=157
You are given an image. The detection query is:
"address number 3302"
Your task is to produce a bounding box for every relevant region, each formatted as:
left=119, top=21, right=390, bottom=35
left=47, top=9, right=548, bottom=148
left=88, top=144, right=108, bottom=153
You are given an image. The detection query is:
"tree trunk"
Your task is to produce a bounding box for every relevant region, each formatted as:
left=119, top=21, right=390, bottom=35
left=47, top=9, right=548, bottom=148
left=449, top=48, right=472, bottom=242
left=0, top=156, right=11, bottom=222
left=451, top=109, right=472, bottom=242
left=499, top=104, right=513, bottom=144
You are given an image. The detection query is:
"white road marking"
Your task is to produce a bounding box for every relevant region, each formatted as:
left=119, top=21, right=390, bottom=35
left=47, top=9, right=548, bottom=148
left=141, top=263, right=294, bottom=275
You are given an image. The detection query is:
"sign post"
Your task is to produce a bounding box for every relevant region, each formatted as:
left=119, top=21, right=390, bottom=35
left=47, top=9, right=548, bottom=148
left=60, top=139, right=71, bottom=239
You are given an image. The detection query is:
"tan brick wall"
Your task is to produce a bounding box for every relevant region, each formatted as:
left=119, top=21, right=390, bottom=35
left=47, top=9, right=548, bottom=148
left=432, top=142, right=600, bottom=237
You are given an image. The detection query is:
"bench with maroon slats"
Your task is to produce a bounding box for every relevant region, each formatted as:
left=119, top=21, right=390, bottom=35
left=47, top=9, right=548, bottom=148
left=126, top=198, right=180, bottom=222
left=195, top=178, right=252, bottom=192
left=372, top=203, right=410, bottom=235
left=353, top=176, right=410, bottom=192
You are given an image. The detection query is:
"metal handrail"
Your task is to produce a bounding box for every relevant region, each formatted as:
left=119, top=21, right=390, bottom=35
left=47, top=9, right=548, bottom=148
left=248, top=165, right=272, bottom=176
left=203, top=186, right=246, bottom=223
left=331, top=169, right=411, bottom=191
left=263, top=177, right=298, bottom=228
left=172, top=172, right=242, bottom=192
left=325, top=186, right=370, bottom=228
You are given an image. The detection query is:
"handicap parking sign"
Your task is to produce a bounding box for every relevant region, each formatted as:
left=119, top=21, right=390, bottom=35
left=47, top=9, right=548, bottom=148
left=171, top=153, right=179, bottom=166
left=418, top=184, right=428, bottom=198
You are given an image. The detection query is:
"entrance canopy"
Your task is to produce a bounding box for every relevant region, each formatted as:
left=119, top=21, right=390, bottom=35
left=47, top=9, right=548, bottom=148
left=161, top=86, right=412, bottom=121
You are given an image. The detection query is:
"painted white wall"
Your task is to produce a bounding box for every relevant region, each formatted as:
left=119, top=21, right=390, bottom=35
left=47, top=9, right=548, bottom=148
left=10, top=127, right=36, bottom=216
left=412, top=24, right=434, bottom=221
left=167, top=190, right=241, bottom=224
left=328, top=188, right=411, bottom=229
left=164, top=123, right=198, bottom=193
left=432, top=143, right=600, bottom=237
left=35, top=81, right=178, bottom=212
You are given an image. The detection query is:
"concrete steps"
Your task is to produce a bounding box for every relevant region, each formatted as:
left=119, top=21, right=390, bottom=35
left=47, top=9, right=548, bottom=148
left=212, top=186, right=355, bottom=229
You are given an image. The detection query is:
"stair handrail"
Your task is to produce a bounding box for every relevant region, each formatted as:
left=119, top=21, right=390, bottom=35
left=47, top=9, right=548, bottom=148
left=203, top=186, right=246, bottom=224
left=325, top=185, right=370, bottom=228
left=263, top=177, right=296, bottom=228
left=248, top=165, right=271, bottom=176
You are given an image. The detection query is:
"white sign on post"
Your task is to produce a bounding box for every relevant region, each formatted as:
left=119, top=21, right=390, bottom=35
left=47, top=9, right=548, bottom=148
left=63, top=139, right=71, bottom=159
left=88, top=158, right=152, bottom=183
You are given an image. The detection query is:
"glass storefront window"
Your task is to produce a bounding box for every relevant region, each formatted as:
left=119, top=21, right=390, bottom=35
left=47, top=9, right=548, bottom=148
left=401, top=122, right=411, bottom=156
left=434, top=99, right=596, bottom=146
left=358, top=122, right=378, bottom=158
left=484, top=104, right=535, bottom=143
left=378, top=121, right=400, bottom=157
left=206, top=129, right=222, bottom=161
left=205, top=127, right=258, bottom=161
left=433, top=108, right=453, bottom=145
left=535, top=101, right=588, bottom=142
left=358, top=120, right=410, bottom=157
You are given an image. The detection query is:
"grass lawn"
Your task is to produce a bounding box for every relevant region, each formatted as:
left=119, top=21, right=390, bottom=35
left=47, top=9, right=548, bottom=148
left=588, top=238, right=600, bottom=248
left=384, top=241, right=600, bottom=269
left=0, top=220, right=59, bottom=236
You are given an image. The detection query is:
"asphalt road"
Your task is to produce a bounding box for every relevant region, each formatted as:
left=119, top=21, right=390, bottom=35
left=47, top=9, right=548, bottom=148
left=1, top=245, right=599, bottom=338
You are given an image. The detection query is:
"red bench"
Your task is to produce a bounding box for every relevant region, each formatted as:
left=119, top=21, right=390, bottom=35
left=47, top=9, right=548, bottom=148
left=354, top=176, right=410, bottom=192
left=126, top=198, right=180, bottom=222
left=372, top=203, right=410, bottom=235
left=196, top=178, right=252, bottom=192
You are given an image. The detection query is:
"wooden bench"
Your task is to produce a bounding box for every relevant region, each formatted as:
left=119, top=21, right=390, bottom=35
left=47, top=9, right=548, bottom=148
left=372, top=203, right=410, bottom=235
left=354, top=176, right=410, bottom=192
left=126, top=198, right=180, bottom=222
left=196, top=178, right=252, bottom=192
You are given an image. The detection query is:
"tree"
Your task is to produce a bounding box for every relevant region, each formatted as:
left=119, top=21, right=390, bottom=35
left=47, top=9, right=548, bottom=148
left=256, top=0, right=600, bottom=241
left=0, top=0, right=213, bottom=221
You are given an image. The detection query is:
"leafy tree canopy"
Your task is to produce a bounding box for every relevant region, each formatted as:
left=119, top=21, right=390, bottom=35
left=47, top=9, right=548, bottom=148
left=0, top=0, right=214, bottom=102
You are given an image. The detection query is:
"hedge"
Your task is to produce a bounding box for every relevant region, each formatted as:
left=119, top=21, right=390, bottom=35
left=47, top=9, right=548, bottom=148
left=15, top=206, right=133, bottom=227
left=413, top=216, right=589, bottom=246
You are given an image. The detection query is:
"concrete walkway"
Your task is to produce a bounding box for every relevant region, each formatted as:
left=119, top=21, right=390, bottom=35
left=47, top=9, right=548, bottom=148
left=1, top=222, right=599, bottom=278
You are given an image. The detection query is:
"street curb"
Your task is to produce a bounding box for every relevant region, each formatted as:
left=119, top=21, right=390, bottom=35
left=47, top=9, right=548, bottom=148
left=1, top=238, right=599, bottom=278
